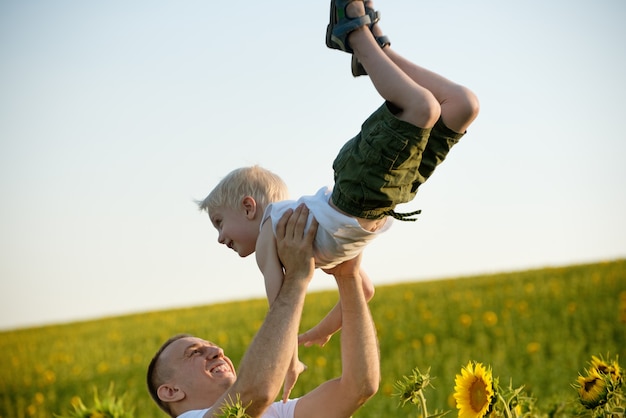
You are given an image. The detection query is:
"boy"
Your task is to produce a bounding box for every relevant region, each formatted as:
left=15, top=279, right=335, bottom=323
left=199, top=0, right=479, bottom=402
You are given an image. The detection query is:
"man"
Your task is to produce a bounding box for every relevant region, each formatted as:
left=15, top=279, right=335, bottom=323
left=147, top=205, right=380, bottom=417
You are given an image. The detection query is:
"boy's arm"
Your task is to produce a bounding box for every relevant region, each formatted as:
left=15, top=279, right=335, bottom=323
left=256, top=220, right=286, bottom=304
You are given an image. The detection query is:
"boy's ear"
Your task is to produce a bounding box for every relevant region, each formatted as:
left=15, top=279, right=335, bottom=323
left=242, top=196, right=257, bottom=219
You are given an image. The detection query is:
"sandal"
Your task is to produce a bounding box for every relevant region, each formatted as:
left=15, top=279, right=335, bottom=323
left=351, top=6, right=390, bottom=77
left=326, top=0, right=372, bottom=54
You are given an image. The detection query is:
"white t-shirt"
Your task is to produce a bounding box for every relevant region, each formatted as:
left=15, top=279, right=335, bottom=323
left=178, top=399, right=298, bottom=418
left=263, top=187, right=392, bottom=269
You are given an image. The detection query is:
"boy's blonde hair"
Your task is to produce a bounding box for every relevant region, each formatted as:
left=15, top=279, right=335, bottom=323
left=198, top=165, right=289, bottom=214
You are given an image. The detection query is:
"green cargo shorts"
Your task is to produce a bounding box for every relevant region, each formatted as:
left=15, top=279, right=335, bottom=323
left=331, top=102, right=464, bottom=220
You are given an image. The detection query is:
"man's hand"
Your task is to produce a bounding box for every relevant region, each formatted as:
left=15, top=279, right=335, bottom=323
left=275, top=204, right=318, bottom=284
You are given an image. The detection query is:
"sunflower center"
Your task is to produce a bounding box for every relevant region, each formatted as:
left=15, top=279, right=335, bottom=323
left=469, top=378, right=489, bottom=412
left=583, top=378, right=599, bottom=393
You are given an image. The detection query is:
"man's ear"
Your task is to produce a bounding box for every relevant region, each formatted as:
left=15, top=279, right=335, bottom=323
left=157, top=383, right=185, bottom=403
left=242, top=196, right=257, bottom=219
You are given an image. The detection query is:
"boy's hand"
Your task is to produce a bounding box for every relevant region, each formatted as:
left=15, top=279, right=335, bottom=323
left=282, top=358, right=307, bottom=403
left=299, top=325, right=333, bottom=348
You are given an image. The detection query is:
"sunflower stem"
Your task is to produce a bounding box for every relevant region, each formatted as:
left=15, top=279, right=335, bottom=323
left=497, top=392, right=513, bottom=418
left=417, top=389, right=429, bottom=417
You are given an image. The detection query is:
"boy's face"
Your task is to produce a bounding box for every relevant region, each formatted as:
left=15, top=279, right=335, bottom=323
left=209, top=203, right=259, bottom=257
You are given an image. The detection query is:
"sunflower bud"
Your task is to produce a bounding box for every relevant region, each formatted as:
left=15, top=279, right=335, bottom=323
left=577, top=370, right=610, bottom=409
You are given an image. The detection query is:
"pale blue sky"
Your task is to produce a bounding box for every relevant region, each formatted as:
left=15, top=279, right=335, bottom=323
left=1, top=1, right=625, bottom=330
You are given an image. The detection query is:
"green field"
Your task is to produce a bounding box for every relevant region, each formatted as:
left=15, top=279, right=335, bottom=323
left=1, top=259, right=624, bottom=417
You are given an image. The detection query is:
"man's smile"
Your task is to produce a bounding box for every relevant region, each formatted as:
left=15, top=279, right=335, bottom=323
left=209, top=361, right=233, bottom=376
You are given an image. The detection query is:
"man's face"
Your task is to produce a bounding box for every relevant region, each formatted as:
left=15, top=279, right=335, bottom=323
left=161, top=336, right=237, bottom=403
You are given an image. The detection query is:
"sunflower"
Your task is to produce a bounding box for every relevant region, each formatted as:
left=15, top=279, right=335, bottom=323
left=454, top=361, right=495, bottom=418
left=577, top=369, right=610, bottom=409
left=590, top=355, right=623, bottom=387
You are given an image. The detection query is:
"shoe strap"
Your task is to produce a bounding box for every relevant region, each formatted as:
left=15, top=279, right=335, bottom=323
left=376, top=35, right=391, bottom=48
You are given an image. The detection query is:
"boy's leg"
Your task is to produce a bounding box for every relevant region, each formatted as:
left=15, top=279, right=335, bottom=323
left=356, top=1, right=479, bottom=134
left=376, top=36, right=479, bottom=185
left=344, top=2, right=441, bottom=130
left=328, top=1, right=441, bottom=219
left=361, top=1, right=479, bottom=187
left=381, top=47, right=480, bottom=134
left=328, top=1, right=479, bottom=218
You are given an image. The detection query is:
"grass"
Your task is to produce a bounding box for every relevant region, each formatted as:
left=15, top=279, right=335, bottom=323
left=1, top=259, right=624, bottom=417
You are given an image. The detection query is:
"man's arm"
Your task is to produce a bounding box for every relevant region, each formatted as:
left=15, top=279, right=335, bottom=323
left=293, top=254, right=380, bottom=418
left=256, top=212, right=308, bottom=402
left=299, top=265, right=375, bottom=348
left=209, top=205, right=318, bottom=417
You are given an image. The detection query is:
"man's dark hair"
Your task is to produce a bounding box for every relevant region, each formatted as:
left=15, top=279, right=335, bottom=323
left=147, top=333, right=193, bottom=417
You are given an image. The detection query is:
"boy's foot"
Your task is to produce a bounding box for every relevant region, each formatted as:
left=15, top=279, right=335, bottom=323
left=351, top=3, right=390, bottom=77
left=326, top=0, right=371, bottom=53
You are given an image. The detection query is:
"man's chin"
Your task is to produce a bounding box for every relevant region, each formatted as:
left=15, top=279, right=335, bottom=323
left=212, top=370, right=236, bottom=381
left=217, top=375, right=237, bottom=389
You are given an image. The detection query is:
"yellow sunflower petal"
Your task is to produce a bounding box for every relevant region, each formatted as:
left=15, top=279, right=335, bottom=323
left=454, top=362, right=494, bottom=418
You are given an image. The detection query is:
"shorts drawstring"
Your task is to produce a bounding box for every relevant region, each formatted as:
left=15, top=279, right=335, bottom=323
left=383, top=209, right=421, bottom=222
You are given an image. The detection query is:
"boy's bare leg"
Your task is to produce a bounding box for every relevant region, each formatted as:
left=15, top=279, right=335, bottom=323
left=345, top=2, right=440, bottom=129
left=349, top=1, right=479, bottom=133
left=381, top=48, right=480, bottom=133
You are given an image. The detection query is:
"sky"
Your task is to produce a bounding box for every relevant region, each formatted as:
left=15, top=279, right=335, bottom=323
left=1, top=0, right=625, bottom=331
